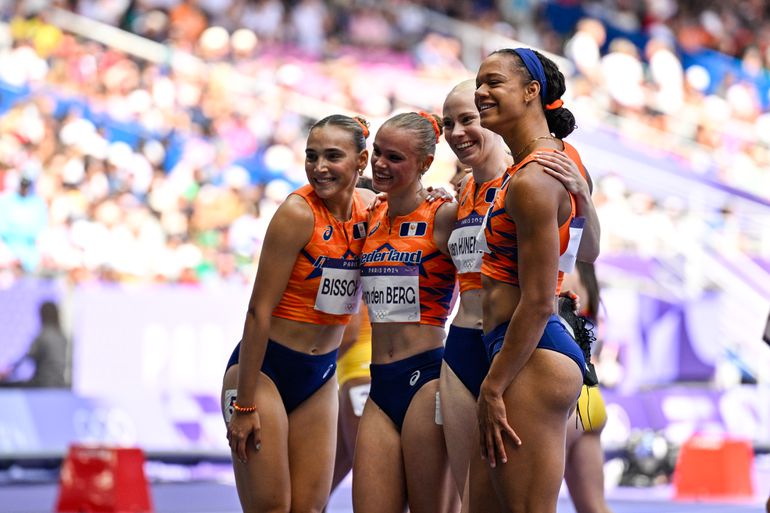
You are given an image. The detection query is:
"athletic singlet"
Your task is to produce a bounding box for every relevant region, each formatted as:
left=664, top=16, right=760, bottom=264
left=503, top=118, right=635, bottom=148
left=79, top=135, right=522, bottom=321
left=480, top=143, right=586, bottom=294
left=272, top=184, right=369, bottom=325
left=360, top=198, right=456, bottom=326
left=448, top=174, right=503, bottom=294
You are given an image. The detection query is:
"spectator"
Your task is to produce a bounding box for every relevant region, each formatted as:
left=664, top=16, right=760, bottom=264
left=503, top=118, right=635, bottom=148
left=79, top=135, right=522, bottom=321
left=0, top=300, right=68, bottom=388
left=0, top=174, right=48, bottom=272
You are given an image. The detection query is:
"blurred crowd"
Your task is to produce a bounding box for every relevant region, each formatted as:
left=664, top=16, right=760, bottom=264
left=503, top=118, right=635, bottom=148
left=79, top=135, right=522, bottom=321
left=0, top=0, right=768, bottom=287
left=535, top=1, right=770, bottom=206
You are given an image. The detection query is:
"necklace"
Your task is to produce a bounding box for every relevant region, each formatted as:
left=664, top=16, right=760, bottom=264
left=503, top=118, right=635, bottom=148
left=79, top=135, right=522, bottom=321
left=513, top=135, right=556, bottom=162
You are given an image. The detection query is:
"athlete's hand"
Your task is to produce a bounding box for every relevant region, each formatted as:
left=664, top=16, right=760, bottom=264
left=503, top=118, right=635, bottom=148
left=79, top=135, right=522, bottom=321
left=534, top=150, right=588, bottom=196
left=227, top=410, right=262, bottom=463
left=367, top=192, right=387, bottom=212
left=559, top=289, right=581, bottom=314
left=425, top=185, right=454, bottom=202
left=478, top=382, right=520, bottom=468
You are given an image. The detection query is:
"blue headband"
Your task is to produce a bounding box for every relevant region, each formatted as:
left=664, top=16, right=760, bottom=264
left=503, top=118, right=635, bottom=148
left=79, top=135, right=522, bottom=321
left=512, top=48, right=547, bottom=101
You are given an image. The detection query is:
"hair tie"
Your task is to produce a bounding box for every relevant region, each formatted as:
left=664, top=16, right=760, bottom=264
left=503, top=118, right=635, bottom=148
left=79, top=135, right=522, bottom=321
left=512, top=47, right=547, bottom=101
left=418, top=111, right=440, bottom=142
left=353, top=117, right=370, bottom=138
left=545, top=99, right=563, bottom=110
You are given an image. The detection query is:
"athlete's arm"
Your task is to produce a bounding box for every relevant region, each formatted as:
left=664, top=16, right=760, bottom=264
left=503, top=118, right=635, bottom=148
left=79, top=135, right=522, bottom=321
left=433, top=200, right=459, bottom=257
left=533, top=150, right=600, bottom=263
left=229, top=194, right=313, bottom=462
left=478, top=166, right=563, bottom=467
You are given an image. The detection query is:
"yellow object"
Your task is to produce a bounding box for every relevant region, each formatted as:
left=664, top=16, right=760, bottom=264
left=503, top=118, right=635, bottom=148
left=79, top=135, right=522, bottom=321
left=577, top=385, right=607, bottom=432
left=337, top=323, right=372, bottom=386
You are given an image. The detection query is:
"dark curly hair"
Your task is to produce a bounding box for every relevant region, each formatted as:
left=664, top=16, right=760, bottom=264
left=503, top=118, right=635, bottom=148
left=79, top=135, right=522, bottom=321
left=492, top=49, right=577, bottom=139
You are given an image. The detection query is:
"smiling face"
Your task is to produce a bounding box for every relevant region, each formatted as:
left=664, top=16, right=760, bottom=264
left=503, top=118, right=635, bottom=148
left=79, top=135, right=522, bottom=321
left=370, top=124, right=429, bottom=194
left=304, top=125, right=366, bottom=200
left=475, top=52, right=535, bottom=135
left=443, top=85, right=501, bottom=169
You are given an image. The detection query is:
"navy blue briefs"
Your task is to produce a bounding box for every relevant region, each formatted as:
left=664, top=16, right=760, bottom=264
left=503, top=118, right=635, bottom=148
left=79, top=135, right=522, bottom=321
left=369, top=347, right=444, bottom=432
left=443, top=325, right=488, bottom=398
left=483, top=315, right=586, bottom=378
left=226, top=340, right=338, bottom=414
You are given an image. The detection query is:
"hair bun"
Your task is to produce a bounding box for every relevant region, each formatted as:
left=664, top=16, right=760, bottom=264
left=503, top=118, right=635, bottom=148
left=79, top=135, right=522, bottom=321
left=353, top=116, right=370, bottom=138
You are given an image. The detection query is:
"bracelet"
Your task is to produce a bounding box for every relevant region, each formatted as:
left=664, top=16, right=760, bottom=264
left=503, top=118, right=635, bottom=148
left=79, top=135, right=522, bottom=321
left=233, top=402, right=257, bottom=413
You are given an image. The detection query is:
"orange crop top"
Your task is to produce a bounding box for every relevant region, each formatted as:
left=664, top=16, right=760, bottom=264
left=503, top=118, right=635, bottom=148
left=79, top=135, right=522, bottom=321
left=448, top=174, right=503, bottom=294
left=480, top=142, right=586, bottom=295
left=360, top=197, right=457, bottom=327
left=272, top=184, right=369, bottom=325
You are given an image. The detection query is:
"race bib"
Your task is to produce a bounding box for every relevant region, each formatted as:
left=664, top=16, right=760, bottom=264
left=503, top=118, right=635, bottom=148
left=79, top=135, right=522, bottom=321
left=314, top=258, right=361, bottom=315
left=558, top=217, right=585, bottom=274
left=448, top=214, right=484, bottom=273
left=361, top=265, right=420, bottom=323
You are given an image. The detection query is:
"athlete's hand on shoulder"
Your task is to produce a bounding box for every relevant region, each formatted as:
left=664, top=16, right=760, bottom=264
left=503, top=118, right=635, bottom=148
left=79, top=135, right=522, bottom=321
left=477, top=381, right=521, bottom=468
left=425, top=185, right=454, bottom=202
left=367, top=193, right=387, bottom=212
left=227, top=409, right=262, bottom=463
left=533, top=150, right=588, bottom=196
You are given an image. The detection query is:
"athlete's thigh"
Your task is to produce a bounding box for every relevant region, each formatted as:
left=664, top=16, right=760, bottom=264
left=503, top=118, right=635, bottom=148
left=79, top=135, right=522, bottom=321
left=564, top=431, right=609, bottom=513
left=467, top=446, right=504, bottom=513
left=440, top=361, right=478, bottom=494
left=402, top=379, right=457, bottom=513
left=352, top=399, right=406, bottom=513
left=491, top=350, right=582, bottom=513
left=331, top=394, right=351, bottom=495
left=222, top=364, right=291, bottom=513
left=339, top=376, right=370, bottom=457
left=288, top=375, right=340, bottom=513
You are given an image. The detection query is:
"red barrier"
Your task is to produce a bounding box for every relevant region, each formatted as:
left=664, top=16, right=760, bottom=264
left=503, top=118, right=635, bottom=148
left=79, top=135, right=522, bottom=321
left=673, top=434, right=754, bottom=500
left=55, top=445, right=153, bottom=512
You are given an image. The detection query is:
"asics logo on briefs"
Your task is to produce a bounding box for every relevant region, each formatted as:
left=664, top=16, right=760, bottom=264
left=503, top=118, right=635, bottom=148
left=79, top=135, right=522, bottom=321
left=409, top=370, right=421, bottom=386
left=323, top=225, right=333, bottom=240
left=399, top=222, right=427, bottom=237
left=352, top=221, right=368, bottom=240
left=322, top=364, right=334, bottom=380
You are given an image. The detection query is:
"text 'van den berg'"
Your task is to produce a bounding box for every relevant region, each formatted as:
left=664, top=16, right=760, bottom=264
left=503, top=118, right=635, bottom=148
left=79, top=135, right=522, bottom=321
left=362, top=286, right=417, bottom=305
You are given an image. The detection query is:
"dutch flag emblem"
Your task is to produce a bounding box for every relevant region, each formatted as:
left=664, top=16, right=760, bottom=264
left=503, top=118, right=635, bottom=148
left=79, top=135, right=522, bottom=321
left=400, top=222, right=427, bottom=237
left=353, top=222, right=367, bottom=240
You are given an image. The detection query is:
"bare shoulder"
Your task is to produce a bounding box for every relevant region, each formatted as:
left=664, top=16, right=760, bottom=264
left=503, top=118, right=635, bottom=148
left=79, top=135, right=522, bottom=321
left=508, top=162, right=563, bottom=211
left=266, top=193, right=314, bottom=242
left=515, top=162, right=564, bottom=192
left=434, top=199, right=458, bottom=231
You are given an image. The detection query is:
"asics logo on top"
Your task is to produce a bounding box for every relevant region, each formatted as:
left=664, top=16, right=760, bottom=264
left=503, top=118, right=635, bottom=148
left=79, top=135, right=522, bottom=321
left=368, top=221, right=381, bottom=236
left=323, top=225, right=333, bottom=240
